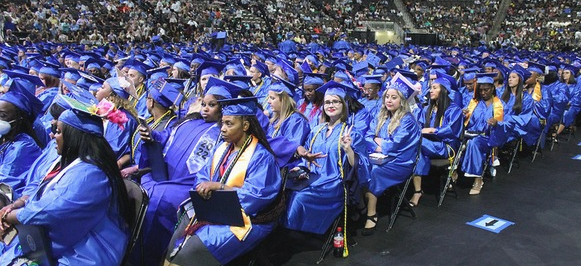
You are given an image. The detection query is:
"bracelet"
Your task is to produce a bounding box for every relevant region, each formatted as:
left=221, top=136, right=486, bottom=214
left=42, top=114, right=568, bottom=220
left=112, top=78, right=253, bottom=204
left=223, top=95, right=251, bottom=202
left=220, top=184, right=225, bottom=190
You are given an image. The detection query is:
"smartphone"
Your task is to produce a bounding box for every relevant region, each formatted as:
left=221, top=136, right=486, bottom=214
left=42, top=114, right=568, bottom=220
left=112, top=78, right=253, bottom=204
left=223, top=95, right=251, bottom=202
left=1, top=226, right=17, bottom=245
left=138, top=116, right=148, bottom=127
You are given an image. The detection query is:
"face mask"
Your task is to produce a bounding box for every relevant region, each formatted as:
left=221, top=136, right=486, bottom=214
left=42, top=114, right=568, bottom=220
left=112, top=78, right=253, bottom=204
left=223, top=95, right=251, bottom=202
left=0, top=120, right=13, bottom=137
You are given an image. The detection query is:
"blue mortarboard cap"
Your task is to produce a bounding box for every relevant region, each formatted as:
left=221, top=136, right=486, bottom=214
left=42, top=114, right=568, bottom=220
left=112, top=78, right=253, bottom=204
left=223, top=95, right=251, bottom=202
left=161, top=56, right=176, bottom=65
left=562, top=64, right=578, bottom=75
left=316, top=80, right=358, bottom=99
left=463, top=67, right=480, bottom=80
left=435, top=72, right=458, bottom=92
left=269, top=75, right=297, bottom=97
left=278, top=59, right=299, bottom=86
left=3, top=70, right=44, bottom=92
left=527, top=62, right=546, bottom=75
left=60, top=68, right=81, bottom=82
left=332, top=59, right=353, bottom=71
left=300, top=61, right=312, bottom=74
left=484, top=61, right=497, bottom=68
left=251, top=61, right=269, bottom=76
left=223, top=75, right=252, bottom=90
left=353, top=61, right=369, bottom=76
left=303, top=72, right=326, bottom=86
left=174, top=60, right=190, bottom=72
left=387, top=72, right=419, bottom=99
left=333, top=70, right=350, bottom=81
left=305, top=55, right=319, bottom=67
left=127, top=60, right=151, bottom=77
left=60, top=80, right=98, bottom=105
left=476, top=73, right=497, bottom=84
left=149, top=81, right=180, bottom=109
left=362, top=74, right=383, bottom=85
left=106, top=77, right=131, bottom=99
left=57, top=95, right=103, bottom=136
left=197, top=61, right=225, bottom=78
left=511, top=64, right=531, bottom=81
left=433, top=76, right=452, bottom=96
left=218, top=97, right=258, bottom=116
left=89, top=83, right=102, bottom=92
left=64, top=51, right=81, bottom=63
left=1, top=78, right=44, bottom=118
left=393, top=69, right=418, bottom=81
left=0, top=56, right=12, bottom=69
left=147, top=65, right=170, bottom=77
left=84, top=58, right=101, bottom=70
left=204, top=77, right=242, bottom=99
left=39, top=64, right=61, bottom=78
left=9, top=65, right=31, bottom=75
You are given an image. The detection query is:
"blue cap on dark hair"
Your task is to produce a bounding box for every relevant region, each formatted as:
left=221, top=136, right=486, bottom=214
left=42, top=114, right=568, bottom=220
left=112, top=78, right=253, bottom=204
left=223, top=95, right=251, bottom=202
left=218, top=97, right=258, bottom=116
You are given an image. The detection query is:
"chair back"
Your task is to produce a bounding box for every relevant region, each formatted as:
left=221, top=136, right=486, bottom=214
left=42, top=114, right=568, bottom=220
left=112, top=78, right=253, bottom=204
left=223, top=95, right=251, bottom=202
left=121, top=179, right=149, bottom=266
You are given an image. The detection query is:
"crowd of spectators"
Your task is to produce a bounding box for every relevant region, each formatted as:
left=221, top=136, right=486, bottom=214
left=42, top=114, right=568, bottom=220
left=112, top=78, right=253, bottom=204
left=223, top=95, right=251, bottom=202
left=1, top=0, right=580, bottom=51
left=494, top=0, right=581, bottom=51
left=405, top=0, right=499, bottom=47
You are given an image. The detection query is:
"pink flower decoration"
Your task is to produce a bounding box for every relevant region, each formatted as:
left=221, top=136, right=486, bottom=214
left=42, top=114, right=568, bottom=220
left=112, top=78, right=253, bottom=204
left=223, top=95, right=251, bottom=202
left=107, top=109, right=129, bottom=130
left=96, top=99, right=128, bottom=130
left=96, top=99, right=115, bottom=116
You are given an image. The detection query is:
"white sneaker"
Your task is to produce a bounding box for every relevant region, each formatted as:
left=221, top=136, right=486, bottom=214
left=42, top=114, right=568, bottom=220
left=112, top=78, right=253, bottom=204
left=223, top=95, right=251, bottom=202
left=464, top=173, right=481, bottom=178
left=492, top=158, right=500, bottom=167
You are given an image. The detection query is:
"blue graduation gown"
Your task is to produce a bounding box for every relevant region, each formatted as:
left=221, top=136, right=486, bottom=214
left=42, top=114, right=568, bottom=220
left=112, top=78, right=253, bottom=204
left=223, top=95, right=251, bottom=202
left=0, top=160, right=128, bottom=265
left=562, top=83, right=581, bottom=126
left=547, top=82, right=569, bottom=128
left=249, top=77, right=272, bottom=109
left=415, top=105, right=463, bottom=176
left=296, top=99, right=322, bottom=129
left=137, top=118, right=221, bottom=266
left=190, top=142, right=281, bottom=264
left=498, top=92, right=533, bottom=144
left=267, top=112, right=310, bottom=168
left=36, top=87, right=59, bottom=113
left=348, top=108, right=371, bottom=135
left=20, top=140, right=60, bottom=199
left=282, top=122, right=370, bottom=234
left=524, top=85, right=552, bottom=146
left=134, top=92, right=150, bottom=119
left=365, top=113, right=421, bottom=195
left=461, top=100, right=505, bottom=176
left=0, top=133, right=41, bottom=192
left=104, top=109, right=138, bottom=161
left=359, top=97, right=382, bottom=117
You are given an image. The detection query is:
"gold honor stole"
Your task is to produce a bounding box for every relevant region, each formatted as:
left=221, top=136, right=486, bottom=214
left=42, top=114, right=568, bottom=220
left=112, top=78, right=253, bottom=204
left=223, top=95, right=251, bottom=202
left=464, top=97, right=504, bottom=127
left=210, top=136, right=259, bottom=241
left=532, top=82, right=542, bottom=102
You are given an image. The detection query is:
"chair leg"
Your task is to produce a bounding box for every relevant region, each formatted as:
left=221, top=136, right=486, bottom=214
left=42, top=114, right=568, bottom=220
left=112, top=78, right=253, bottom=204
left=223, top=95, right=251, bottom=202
left=387, top=177, right=414, bottom=233
left=507, top=139, right=521, bottom=174
left=316, top=216, right=341, bottom=264
left=532, top=133, right=544, bottom=162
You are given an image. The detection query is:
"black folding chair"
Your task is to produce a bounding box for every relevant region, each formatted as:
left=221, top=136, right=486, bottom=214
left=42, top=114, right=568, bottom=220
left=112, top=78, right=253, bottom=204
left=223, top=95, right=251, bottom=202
left=121, top=179, right=149, bottom=266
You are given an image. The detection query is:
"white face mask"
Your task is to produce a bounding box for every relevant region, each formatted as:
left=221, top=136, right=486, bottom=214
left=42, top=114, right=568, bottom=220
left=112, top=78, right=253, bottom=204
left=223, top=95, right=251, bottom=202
left=0, top=119, right=15, bottom=137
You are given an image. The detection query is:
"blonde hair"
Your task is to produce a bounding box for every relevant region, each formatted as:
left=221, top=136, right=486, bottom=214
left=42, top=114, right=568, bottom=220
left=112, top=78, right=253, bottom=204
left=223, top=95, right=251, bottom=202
left=269, top=91, right=299, bottom=129
left=107, top=93, right=138, bottom=121
left=375, top=89, right=411, bottom=136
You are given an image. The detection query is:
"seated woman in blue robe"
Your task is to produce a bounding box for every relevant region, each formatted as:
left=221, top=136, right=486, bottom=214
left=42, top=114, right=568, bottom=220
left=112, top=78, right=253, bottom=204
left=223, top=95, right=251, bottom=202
left=363, top=73, right=421, bottom=235
left=296, top=72, right=324, bottom=129
left=0, top=79, right=43, bottom=195
left=164, top=97, right=283, bottom=266
left=544, top=69, right=568, bottom=135
left=410, top=76, right=463, bottom=207
left=181, top=61, right=225, bottom=117
left=557, top=65, right=581, bottom=137
left=281, top=81, right=370, bottom=240
left=523, top=64, right=552, bottom=147
left=96, top=77, right=139, bottom=169
left=359, top=75, right=384, bottom=117
left=0, top=98, right=130, bottom=265
left=497, top=66, right=534, bottom=144
left=461, top=73, right=505, bottom=195
left=133, top=78, right=241, bottom=266
left=266, top=78, right=310, bottom=170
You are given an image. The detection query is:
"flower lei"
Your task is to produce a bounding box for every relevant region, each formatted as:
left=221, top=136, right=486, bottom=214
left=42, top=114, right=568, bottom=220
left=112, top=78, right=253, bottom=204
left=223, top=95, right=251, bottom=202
left=88, top=98, right=129, bottom=130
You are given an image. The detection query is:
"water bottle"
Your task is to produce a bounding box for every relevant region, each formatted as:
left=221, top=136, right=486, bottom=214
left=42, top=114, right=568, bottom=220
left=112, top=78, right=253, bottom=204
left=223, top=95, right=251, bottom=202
left=333, top=227, right=344, bottom=258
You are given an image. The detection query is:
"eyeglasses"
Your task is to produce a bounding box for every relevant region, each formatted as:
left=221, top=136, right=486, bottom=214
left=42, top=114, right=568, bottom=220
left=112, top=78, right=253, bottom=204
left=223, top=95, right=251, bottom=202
left=324, top=100, right=342, bottom=106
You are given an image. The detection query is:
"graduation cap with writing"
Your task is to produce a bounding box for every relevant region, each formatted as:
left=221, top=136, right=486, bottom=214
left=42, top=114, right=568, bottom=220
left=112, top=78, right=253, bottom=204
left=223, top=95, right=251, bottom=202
left=316, top=80, right=359, bottom=99
left=197, top=61, right=226, bottom=78
left=57, top=95, right=104, bottom=136
left=204, top=77, right=243, bottom=99
left=218, top=97, right=259, bottom=116
left=1, top=77, right=44, bottom=119
left=270, top=75, right=297, bottom=97
left=475, top=73, right=497, bottom=84
left=387, top=72, right=421, bottom=99
left=61, top=80, right=99, bottom=106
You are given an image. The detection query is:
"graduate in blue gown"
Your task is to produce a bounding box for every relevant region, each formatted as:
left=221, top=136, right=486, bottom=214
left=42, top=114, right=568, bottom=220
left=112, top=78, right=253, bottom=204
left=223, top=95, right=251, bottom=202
left=0, top=78, right=43, bottom=194
left=359, top=75, right=383, bottom=116
left=557, top=65, right=581, bottom=137
left=296, top=72, right=325, bottom=129
left=363, top=73, right=421, bottom=235
left=266, top=78, right=310, bottom=170
left=133, top=77, right=241, bottom=266
left=497, top=66, right=534, bottom=144
left=249, top=61, right=272, bottom=108
left=96, top=77, right=139, bottom=169
left=282, top=81, right=370, bottom=236
left=410, top=75, right=463, bottom=207
left=461, top=73, right=505, bottom=195
left=0, top=98, right=130, bottom=265
left=164, top=97, right=283, bottom=266
left=523, top=64, right=552, bottom=147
